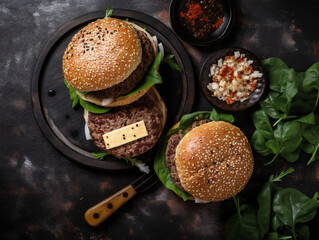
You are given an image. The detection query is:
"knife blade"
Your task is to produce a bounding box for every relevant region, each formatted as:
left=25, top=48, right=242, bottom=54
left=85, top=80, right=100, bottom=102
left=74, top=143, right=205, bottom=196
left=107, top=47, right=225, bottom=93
left=84, top=171, right=159, bottom=227
left=131, top=171, right=159, bottom=193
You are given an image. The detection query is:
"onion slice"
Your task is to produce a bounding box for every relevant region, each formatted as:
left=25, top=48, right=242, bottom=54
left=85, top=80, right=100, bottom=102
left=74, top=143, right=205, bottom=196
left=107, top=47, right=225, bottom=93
left=84, top=109, right=88, bottom=123
left=84, top=122, right=92, bottom=140
left=102, top=98, right=114, bottom=106
left=152, top=35, right=158, bottom=52
left=84, top=110, right=92, bottom=140
left=194, top=197, right=210, bottom=203
left=158, top=42, right=164, bottom=60
left=234, top=51, right=240, bottom=59
left=135, top=162, right=150, bottom=174
left=210, top=66, right=214, bottom=76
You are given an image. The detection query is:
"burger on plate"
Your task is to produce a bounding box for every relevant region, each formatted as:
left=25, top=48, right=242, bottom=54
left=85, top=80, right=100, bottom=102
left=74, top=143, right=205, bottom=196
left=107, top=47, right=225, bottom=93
left=63, top=16, right=158, bottom=107
left=62, top=13, right=168, bottom=162
left=154, top=110, right=253, bottom=202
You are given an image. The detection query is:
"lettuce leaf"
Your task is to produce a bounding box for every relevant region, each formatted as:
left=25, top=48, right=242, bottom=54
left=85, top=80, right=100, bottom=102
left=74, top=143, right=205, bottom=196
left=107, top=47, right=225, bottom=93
left=105, top=7, right=113, bottom=18
left=154, top=109, right=234, bottom=201
left=92, top=151, right=111, bottom=160
left=116, top=52, right=162, bottom=100
left=64, top=51, right=179, bottom=113
left=163, top=54, right=182, bottom=72
left=64, top=79, right=111, bottom=114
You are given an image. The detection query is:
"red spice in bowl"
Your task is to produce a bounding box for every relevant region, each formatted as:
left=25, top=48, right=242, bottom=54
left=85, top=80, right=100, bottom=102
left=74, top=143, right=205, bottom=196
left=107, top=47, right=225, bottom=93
left=179, top=0, right=224, bottom=40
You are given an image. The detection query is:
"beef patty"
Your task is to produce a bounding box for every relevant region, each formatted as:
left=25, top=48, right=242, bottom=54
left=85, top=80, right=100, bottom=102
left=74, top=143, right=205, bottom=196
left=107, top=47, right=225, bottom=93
left=90, top=27, right=155, bottom=99
left=87, top=94, right=162, bottom=159
left=165, top=119, right=211, bottom=191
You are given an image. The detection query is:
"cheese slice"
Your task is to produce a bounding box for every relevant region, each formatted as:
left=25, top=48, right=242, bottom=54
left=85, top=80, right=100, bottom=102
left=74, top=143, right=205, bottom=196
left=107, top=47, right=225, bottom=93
left=103, top=121, right=148, bottom=149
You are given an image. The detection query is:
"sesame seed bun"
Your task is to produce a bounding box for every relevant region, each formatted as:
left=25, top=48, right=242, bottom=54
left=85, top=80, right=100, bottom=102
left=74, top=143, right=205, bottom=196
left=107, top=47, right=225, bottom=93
left=127, top=22, right=157, bottom=56
left=75, top=22, right=158, bottom=108
left=175, top=121, right=253, bottom=202
left=63, top=17, right=143, bottom=92
left=63, top=17, right=158, bottom=107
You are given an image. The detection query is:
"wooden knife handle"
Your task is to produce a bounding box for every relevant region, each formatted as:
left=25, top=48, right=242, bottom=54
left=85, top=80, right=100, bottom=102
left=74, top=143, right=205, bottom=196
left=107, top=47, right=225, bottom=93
left=84, top=184, right=137, bottom=227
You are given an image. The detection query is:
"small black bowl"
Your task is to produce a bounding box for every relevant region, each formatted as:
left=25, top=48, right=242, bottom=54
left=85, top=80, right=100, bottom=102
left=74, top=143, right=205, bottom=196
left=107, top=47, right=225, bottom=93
left=200, top=47, right=266, bottom=111
left=169, top=0, right=234, bottom=47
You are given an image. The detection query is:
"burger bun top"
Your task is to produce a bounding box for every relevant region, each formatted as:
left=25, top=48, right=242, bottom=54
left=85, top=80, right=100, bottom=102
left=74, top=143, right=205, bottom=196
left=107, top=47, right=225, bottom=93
left=63, top=17, right=142, bottom=92
left=175, top=121, right=253, bottom=202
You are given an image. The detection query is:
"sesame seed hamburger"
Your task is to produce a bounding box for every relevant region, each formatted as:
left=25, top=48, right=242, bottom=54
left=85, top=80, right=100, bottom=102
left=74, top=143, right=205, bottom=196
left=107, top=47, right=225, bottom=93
left=63, top=17, right=157, bottom=107
left=157, top=115, right=253, bottom=202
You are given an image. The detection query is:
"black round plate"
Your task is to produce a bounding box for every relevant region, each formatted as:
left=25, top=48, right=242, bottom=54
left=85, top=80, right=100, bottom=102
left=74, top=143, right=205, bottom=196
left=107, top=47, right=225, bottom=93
left=169, top=0, right=234, bottom=47
left=31, top=10, right=195, bottom=170
left=200, top=47, right=266, bottom=111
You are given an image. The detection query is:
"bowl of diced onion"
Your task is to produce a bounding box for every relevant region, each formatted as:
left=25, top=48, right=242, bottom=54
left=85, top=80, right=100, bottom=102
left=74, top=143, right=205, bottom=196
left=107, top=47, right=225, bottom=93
left=200, top=47, right=266, bottom=111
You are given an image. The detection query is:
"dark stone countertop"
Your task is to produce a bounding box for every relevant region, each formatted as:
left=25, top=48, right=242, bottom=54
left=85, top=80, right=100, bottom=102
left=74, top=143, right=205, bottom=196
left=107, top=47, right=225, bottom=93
left=1, top=0, right=319, bottom=239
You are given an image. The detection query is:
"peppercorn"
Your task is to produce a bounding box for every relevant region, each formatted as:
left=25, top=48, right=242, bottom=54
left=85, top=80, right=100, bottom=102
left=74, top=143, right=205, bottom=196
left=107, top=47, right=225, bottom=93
left=179, top=0, right=224, bottom=40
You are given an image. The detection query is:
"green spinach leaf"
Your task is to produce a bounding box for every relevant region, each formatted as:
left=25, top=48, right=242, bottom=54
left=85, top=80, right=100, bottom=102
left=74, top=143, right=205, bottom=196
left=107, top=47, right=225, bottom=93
left=300, top=140, right=315, bottom=154
left=295, top=224, right=310, bottom=240
left=303, top=62, right=319, bottom=107
left=273, top=188, right=319, bottom=238
left=257, top=168, right=295, bottom=238
left=289, top=72, right=317, bottom=116
left=225, top=204, right=261, bottom=240
left=271, top=215, right=285, bottom=233
left=301, top=115, right=319, bottom=164
left=162, top=54, right=182, bottom=72
left=294, top=112, right=315, bottom=125
left=265, top=139, right=280, bottom=154
left=260, top=92, right=285, bottom=120
left=252, top=109, right=274, bottom=139
left=262, top=58, right=288, bottom=73
left=301, top=121, right=319, bottom=145
left=276, top=121, right=302, bottom=153
left=275, top=76, right=299, bottom=121
left=251, top=131, right=273, bottom=156
left=268, top=68, right=296, bottom=93
left=257, top=182, right=280, bottom=239
left=265, top=121, right=302, bottom=164
left=280, top=148, right=301, bottom=163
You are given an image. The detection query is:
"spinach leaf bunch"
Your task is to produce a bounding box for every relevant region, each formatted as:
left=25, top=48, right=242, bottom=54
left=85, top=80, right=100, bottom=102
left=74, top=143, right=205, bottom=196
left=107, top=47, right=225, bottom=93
left=251, top=58, right=319, bottom=165
left=225, top=168, right=319, bottom=240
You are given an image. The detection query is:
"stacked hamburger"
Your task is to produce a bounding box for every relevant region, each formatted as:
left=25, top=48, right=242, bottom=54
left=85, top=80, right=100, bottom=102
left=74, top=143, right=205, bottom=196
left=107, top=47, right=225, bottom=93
left=63, top=16, right=167, bottom=160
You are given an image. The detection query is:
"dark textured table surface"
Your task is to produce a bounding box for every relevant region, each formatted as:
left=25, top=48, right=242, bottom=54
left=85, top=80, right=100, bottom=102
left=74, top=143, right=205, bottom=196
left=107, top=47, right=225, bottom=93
left=1, top=0, right=319, bottom=239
